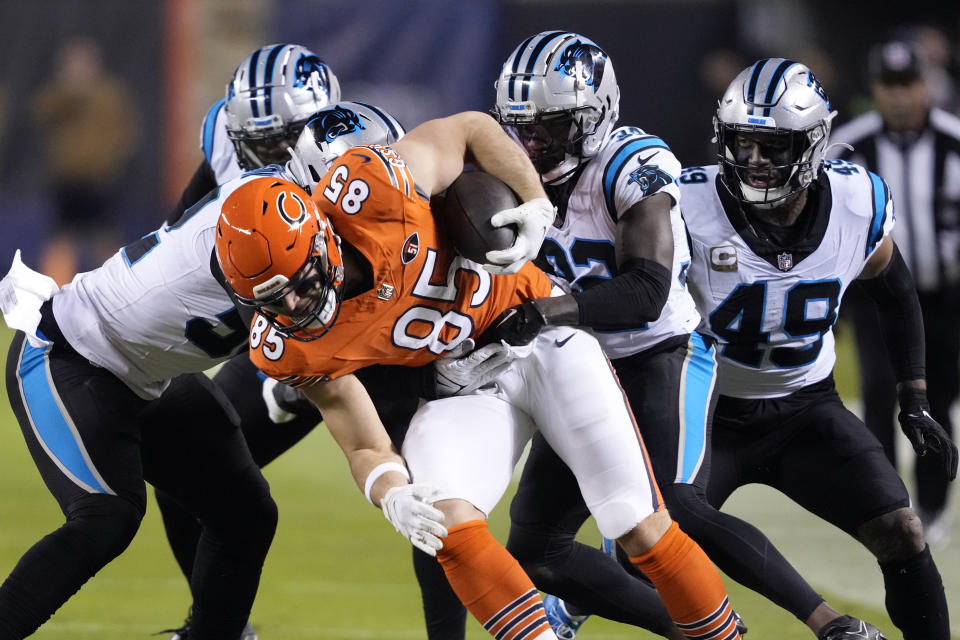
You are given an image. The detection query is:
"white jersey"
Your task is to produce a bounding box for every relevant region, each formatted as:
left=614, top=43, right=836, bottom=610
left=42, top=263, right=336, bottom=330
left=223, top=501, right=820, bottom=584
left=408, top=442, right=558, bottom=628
left=540, top=126, right=700, bottom=359
left=681, top=161, right=894, bottom=399
left=200, top=99, right=244, bottom=184
left=53, top=166, right=292, bottom=399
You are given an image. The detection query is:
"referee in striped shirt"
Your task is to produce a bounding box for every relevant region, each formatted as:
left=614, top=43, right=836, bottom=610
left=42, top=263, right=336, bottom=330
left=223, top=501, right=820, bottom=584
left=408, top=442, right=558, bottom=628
left=832, top=39, right=960, bottom=546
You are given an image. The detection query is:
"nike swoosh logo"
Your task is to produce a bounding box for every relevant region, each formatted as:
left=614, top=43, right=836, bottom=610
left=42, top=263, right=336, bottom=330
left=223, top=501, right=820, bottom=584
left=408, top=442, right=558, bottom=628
left=555, top=333, right=575, bottom=348
left=637, top=152, right=657, bottom=166
left=351, top=152, right=372, bottom=163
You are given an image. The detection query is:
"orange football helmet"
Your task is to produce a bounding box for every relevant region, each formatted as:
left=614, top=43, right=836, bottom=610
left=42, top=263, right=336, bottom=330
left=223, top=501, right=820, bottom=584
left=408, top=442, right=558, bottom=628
left=216, top=176, right=344, bottom=340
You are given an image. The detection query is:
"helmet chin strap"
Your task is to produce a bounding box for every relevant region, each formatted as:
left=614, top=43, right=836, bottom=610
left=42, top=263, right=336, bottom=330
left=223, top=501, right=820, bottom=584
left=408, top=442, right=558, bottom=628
left=542, top=154, right=586, bottom=185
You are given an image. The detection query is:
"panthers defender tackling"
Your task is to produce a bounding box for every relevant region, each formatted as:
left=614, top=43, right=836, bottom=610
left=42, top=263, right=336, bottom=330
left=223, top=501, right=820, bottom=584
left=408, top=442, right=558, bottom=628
left=465, top=31, right=886, bottom=640
left=681, top=59, right=956, bottom=640
left=215, top=110, right=743, bottom=640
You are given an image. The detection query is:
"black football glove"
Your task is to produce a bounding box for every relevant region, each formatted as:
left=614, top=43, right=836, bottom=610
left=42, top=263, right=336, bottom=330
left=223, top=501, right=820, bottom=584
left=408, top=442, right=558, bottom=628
left=479, top=299, right=547, bottom=347
left=898, top=387, right=958, bottom=481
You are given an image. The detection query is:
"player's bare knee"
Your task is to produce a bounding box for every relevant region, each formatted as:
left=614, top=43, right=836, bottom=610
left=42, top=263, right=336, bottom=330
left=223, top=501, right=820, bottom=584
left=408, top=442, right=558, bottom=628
left=436, top=498, right=486, bottom=528
left=617, top=509, right=672, bottom=557
left=857, top=507, right=925, bottom=561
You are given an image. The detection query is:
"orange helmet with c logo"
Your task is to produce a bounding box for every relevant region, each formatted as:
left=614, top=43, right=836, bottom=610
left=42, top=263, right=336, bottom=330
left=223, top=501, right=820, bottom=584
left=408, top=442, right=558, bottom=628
left=215, top=176, right=344, bottom=340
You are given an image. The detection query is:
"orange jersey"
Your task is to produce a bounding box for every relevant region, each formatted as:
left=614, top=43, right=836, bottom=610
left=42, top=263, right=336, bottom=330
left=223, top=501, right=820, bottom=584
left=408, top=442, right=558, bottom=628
left=250, top=145, right=551, bottom=386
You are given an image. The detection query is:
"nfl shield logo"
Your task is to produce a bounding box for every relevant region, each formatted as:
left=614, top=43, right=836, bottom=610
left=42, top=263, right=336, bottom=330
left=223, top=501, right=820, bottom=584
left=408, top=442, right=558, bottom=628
left=377, top=283, right=395, bottom=300
left=777, top=252, right=794, bottom=271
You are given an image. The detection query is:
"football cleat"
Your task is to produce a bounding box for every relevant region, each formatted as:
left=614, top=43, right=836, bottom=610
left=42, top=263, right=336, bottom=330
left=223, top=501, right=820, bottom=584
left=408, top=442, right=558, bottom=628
left=543, top=594, right=590, bottom=639
left=160, top=613, right=258, bottom=640
left=817, top=615, right=886, bottom=640
left=732, top=608, right=748, bottom=635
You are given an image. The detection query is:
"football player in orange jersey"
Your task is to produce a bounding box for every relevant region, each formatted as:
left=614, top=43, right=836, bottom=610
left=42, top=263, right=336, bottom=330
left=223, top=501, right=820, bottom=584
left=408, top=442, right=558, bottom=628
left=215, top=110, right=743, bottom=640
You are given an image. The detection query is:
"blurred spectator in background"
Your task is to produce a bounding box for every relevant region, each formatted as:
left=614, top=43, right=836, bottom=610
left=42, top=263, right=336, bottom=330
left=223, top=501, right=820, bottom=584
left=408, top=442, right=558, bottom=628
left=912, top=25, right=959, bottom=114
left=831, top=38, right=960, bottom=548
left=32, top=36, right=138, bottom=285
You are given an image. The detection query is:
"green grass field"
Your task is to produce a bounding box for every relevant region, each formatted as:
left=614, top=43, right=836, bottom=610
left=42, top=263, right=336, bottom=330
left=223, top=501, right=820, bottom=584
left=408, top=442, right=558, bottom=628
left=0, top=325, right=956, bottom=639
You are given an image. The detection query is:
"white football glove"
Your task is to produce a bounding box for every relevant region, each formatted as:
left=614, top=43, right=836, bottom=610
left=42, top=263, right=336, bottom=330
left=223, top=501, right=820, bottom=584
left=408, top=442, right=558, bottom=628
left=381, top=484, right=448, bottom=556
left=483, top=197, right=556, bottom=275
left=435, top=341, right=513, bottom=397
left=261, top=378, right=296, bottom=424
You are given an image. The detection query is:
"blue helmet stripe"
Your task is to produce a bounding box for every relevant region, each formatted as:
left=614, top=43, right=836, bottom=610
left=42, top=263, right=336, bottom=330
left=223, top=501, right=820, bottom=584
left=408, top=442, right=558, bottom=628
left=746, top=58, right=769, bottom=115
left=202, top=98, right=226, bottom=162
left=602, top=136, right=670, bottom=221
left=762, top=59, right=797, bottom=116
left=247, top=47, right=262, bottom=117
left=355, top=101, right=402, bottom=140
left=866, top=171, right=888, bottom=257
left=262, top=44, right=286, bottom=117
left=520, top=31, right=567, bottom=101
left=508, top=33, right=539, bottom=101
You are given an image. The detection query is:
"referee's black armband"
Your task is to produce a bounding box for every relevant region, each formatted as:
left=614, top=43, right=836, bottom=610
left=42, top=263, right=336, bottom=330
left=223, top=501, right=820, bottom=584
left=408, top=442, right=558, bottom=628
left=857, top=245, right=925, bottom=381
left=571, top=258, right=671, bottom=331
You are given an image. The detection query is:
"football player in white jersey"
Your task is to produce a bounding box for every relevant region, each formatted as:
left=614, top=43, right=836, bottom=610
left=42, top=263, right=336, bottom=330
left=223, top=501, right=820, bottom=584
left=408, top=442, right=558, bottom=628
left=0, top=167, right=287, bottom=638
left=0, top=99, right=406, bottom=639
left=473, top=32, right=884, bottom=640
left=680, top=59, right=957, bottom=640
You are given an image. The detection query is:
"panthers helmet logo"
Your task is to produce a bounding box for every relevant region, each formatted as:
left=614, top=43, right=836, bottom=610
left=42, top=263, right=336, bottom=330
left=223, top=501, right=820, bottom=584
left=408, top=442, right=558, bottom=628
left=316, top=106, right=366, bottom=143
left=294, top=53, right=332, bottom=95
left=628, top=163, right=673, bottom=196
left=554, top=40, right=606, bottom=91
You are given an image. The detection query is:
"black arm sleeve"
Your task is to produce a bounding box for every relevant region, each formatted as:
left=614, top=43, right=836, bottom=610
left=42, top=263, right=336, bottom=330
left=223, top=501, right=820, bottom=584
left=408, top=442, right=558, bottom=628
left=167, top=160, right=219, bottom=226
left=570, top=257, right=671, bottom=331
left=857, top=244, right=925, bottom=381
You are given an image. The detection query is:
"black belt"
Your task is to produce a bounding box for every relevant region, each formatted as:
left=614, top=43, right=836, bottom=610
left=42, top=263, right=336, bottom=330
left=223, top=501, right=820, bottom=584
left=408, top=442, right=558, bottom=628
left=38, top=298, right=72, bottom=352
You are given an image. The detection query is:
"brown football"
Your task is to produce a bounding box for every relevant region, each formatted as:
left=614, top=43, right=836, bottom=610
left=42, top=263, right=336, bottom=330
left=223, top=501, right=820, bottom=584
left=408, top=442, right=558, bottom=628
left=437, top=171, right=519, bottom=264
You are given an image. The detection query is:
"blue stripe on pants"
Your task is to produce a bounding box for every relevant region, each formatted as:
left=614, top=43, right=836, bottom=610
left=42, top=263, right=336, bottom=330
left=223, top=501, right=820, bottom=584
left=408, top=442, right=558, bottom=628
left=677, top=332, right=717, bottom=483
left=17, top=340, right=113, bottom=494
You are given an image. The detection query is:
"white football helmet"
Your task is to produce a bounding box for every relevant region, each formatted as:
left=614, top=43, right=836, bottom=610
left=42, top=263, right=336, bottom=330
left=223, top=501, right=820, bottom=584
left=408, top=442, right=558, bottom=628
left=714, top=58, right=837, bottom=208
left=225, top=43, right=342, bottom=170
left=286, top=101, right=405, bottom=194
left=493, top=31, right=620, bottom=183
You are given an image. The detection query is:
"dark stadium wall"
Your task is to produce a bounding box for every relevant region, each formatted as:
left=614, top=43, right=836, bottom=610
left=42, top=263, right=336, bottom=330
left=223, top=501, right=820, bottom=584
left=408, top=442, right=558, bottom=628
left=271, top=0, right=735, bottom=168
left=273, top=0, right=504, bottom=133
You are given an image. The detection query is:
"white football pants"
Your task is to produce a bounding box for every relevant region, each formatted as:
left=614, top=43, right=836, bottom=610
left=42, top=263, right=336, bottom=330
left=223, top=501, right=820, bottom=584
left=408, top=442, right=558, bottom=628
left=402, top=326, right=660, bottom=539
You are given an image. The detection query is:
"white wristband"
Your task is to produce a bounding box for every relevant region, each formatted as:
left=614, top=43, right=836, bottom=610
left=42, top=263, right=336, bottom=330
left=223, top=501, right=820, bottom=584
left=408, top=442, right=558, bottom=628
left=364, top=461, right=410, bottom=505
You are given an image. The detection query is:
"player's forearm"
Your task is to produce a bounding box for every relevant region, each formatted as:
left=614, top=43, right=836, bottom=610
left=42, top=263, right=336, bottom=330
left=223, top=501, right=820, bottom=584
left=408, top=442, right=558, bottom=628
left=304, top=375, right=407, bottom=504
left=463, top=112, right=548, bottom=204
left=347, top=449, right=409, bottom=507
